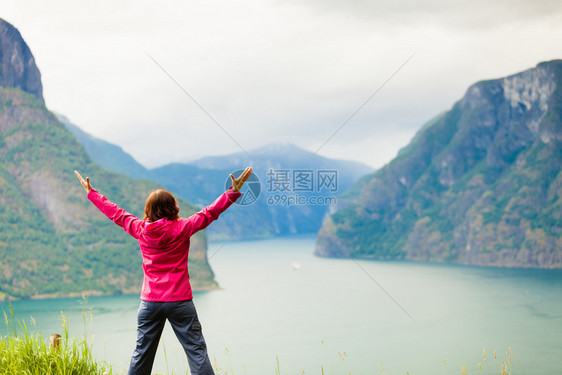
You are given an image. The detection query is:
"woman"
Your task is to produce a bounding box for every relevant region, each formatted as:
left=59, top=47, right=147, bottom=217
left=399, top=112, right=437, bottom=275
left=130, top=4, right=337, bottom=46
left=75, top=167, right=252, bottom=375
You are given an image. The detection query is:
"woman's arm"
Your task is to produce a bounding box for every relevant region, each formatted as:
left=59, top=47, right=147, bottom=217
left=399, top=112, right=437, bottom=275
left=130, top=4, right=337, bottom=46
left=75, top=171, right=143, bottom=239
left=186, top=187, right=241, bottom=236
left=186, top=167, right=252, bottom=236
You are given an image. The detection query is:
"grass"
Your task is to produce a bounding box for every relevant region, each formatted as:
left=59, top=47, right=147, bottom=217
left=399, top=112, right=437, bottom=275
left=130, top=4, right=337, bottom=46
left=0, top=302, right=517, bottom=375
left=0, top=302, right=112, bottom=375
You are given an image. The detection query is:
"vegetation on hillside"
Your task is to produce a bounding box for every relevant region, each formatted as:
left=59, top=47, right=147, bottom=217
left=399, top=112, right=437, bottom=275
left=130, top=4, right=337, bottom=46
left=0, top=88, right=216, bottom=299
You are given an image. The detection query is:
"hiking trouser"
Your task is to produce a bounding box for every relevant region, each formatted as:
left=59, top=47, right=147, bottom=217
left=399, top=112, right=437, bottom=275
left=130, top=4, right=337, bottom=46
left=127, top=299, right=214, bottom=375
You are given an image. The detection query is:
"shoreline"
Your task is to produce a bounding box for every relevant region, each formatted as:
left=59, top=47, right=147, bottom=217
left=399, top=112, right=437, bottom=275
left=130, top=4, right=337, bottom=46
left=1, top=284, right=221, bottom=303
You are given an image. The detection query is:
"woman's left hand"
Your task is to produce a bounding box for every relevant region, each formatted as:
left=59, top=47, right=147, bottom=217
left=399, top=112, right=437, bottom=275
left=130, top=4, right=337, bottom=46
left=230, top=167, right=252, bottom=192
left=75, top=170, right=93, bottom=193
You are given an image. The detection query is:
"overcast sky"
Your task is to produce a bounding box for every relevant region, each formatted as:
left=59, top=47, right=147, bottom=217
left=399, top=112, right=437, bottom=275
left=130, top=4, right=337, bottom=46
left=3, top=0, right=562, bottom=168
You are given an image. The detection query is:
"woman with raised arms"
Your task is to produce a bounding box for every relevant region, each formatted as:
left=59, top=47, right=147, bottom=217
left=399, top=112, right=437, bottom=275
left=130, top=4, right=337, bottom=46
left=75, top=167, right=252, bottom=375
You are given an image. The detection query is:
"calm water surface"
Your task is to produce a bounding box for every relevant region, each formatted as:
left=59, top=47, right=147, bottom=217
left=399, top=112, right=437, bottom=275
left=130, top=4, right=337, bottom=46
left=2, top=235, right=561, bottom=374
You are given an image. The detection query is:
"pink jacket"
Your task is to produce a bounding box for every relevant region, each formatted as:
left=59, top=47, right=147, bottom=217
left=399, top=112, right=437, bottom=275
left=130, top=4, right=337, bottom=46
left=87, top=187, right=241, bottom=301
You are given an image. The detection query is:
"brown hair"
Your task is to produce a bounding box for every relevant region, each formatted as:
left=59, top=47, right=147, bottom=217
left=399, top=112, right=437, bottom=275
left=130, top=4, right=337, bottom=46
left=144, top=189, right=180, bottom=222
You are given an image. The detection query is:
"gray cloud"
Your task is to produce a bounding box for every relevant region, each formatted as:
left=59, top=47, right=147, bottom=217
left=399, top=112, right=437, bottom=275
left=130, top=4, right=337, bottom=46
left=2, top=0, right=562, bottom=169
left=284, top=0, right=562, bottom=30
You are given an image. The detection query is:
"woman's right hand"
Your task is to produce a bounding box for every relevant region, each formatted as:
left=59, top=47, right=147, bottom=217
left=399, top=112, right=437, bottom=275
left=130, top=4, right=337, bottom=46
left=74, top=170, right=93, bottom=193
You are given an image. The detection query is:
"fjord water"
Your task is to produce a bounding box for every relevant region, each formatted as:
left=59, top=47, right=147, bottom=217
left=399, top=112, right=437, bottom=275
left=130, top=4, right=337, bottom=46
left=2, top=235, right=561, bottom=374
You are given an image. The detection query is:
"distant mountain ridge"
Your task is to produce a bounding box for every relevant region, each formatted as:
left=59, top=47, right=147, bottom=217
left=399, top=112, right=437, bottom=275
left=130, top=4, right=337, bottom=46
left=316, top=60, right=562, bottom=268
left=57, top=119, right=375, bottom=240
left=57, top=114, right=149, bottom=178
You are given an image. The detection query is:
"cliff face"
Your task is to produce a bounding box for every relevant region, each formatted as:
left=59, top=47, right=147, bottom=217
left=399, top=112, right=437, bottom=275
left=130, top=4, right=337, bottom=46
left=0, top=19, right=44, bottom=103
left=315, top=60, right=562, bottom=268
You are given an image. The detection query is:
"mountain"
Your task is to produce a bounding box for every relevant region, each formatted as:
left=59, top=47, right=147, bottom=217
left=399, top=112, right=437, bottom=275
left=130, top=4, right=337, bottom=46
left=182, top=143, right=375, bottom=239
left=0, top=19, right=43, bottom=103
left=57, top=114, right=150, bottom=178
left=58, top=119, right=375, bottom=240
left=0, top=18, right=217, bottom=299
left=189, top=142, right=372, bottom=183
left=315, top=60, right=562, bottom=268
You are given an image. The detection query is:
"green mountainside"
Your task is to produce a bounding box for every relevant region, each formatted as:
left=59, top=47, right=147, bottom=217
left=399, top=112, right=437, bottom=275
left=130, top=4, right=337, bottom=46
left=0, top=18, right=216, bottom=299
left=0, top=88, right=216, bottom=299
left=315, top=60, right=562, bottom=268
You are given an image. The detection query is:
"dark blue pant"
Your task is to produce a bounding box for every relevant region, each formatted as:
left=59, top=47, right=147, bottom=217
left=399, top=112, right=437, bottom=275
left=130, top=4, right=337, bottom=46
left=127, top=300, right=215, bottom=375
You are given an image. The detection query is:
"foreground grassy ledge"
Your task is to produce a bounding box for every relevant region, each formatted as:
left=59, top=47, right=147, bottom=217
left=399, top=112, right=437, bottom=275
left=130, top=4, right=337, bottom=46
left=1, top=306, right=516, bottom=375
left=0, top=305, right=112, bottom=375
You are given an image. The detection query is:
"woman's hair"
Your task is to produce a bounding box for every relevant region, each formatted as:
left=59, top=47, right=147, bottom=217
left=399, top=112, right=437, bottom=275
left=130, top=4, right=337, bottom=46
left=144, top=189, right=179, bottom=222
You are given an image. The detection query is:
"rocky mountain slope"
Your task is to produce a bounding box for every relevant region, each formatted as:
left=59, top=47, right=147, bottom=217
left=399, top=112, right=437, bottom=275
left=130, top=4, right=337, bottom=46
left=0, top=19, right=43, bottom=103
left=0, top=18, right=216, bottom=299
left=316, top=60, right=562, bottom=268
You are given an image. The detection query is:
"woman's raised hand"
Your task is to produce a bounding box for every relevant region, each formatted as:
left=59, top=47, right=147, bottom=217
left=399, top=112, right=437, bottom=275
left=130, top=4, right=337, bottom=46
left=74, top=170, right=93, bottom=193
left=230, top=167, right=253, bottom=193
